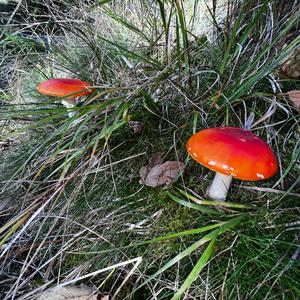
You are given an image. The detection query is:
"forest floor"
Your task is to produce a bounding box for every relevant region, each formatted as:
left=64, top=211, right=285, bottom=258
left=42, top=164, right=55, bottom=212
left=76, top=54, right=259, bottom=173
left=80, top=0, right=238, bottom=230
left=0, top=1, right=299, bottom=299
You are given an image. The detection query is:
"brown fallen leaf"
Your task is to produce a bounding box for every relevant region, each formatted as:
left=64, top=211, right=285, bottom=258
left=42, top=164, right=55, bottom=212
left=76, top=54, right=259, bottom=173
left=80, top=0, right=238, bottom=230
left=35, top=285, right=109, bottom=300
left=148, top=151, right=165, bottom=167
left=280, top=47, right=300, bottom=79
left=139, top=152, right=165, bottom=182
left=288, top=90, right=300, bottom=110
left=139, top=152, right=185, bottom=187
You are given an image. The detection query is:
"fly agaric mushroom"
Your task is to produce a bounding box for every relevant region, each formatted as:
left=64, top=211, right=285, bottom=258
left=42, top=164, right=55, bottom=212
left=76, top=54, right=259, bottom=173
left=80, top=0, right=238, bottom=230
left=186, top=127, right=278, bottom=201
left=37, top=78, right=94, bottom=117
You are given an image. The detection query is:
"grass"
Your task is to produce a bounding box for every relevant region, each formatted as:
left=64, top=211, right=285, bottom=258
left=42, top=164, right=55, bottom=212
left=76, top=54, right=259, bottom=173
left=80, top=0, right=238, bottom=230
left=0, top=0, right=300, bottom=299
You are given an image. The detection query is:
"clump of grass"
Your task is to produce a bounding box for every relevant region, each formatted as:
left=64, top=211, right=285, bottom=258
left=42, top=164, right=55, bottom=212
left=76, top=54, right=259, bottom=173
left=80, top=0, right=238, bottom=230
left=0, top=0, right=300, bottom=299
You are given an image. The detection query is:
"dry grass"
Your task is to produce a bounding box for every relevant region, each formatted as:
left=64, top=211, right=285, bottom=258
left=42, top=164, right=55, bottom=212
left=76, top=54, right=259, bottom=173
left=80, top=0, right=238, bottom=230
left=0, top=0, right=299, bottom=299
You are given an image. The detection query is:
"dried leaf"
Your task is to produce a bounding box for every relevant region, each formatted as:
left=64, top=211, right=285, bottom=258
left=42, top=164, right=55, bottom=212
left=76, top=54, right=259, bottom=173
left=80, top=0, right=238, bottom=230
left=288, top=90, right=300, bottom=110
left=139, top=166, right=149, bottom=184
left=142, top=164, right=166, bottom=187
left=139, top=153, right=184, bottom=187
left=139, top=152, right=165, bottom=184
left=160, top=161, right=185, bottom=179
left=148, top=152, right=165, bottom=167
left=280, top=48, right=300, bottom=79
left=35, top=285, right=105, bottom=300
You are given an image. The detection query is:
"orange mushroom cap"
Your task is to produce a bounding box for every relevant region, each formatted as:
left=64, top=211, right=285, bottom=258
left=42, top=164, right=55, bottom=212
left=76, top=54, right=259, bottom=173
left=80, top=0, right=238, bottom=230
left=37, top=78, right=94, bottom=98
left=186, top=127, right=278, bottom=181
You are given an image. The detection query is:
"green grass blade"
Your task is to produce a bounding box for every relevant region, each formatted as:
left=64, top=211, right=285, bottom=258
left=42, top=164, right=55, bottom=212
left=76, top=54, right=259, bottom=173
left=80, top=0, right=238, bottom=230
left=167, top=191, right=219, bottom=214
left=135, top=216, right=242, bottom=290
left=219, top=5, right=243, bottom=74
left=174, top=0, right=189, bottom=72
left=71, top=222, right=227, bottom=256
left=171, top=231, right=218, bottom=300
left=141, top=222, right=225, bottom=245
left=98, top=36, right=161, bottom=68
left=100, top=5, right=152, bottom=42
left=97, top=0, right=114, bottom=4
left=174, top=188, right=255, bottom=209
left=0, top=213, right=30, bottom=248
left=221, top=1, right=268, bottom=74
left=141, top=230, right=217, bottom=289
left=72, top=217, right=242, bottom=256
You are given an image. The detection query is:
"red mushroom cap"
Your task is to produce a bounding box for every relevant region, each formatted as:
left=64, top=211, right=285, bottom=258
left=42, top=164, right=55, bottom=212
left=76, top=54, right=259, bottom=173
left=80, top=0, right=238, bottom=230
left=186, top=127, right=278, bottom=181
left=37, top=78, right=94, bottom=98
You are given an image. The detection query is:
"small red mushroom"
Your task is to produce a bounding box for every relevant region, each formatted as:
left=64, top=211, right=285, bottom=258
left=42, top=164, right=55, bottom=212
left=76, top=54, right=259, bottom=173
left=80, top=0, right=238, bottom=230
left=186, top=127, right=278, bottom=201
left=37, top=78, right=94, bottom=117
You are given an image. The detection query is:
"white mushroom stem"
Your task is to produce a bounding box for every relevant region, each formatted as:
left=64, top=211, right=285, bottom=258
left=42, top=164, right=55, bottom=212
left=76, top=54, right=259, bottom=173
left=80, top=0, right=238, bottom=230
left=61, top=99, right=76, bottom=118
left=207, top=172, right=233, bottom=201
left=61, top=96, right=88, bottom=118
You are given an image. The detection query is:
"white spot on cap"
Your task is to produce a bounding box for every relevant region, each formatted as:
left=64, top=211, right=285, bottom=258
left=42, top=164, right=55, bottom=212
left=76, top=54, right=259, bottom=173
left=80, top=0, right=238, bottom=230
left=188, top=147, right=192, bottom=151
left=222, top=164, right=229, bottom=170
left=208, top=161, right=216, bottom=166
left=240, top=138, right=246, bottom=142
left=193, top=152, right=198, bottom=158
left=256, top=173, right=264, bottom=179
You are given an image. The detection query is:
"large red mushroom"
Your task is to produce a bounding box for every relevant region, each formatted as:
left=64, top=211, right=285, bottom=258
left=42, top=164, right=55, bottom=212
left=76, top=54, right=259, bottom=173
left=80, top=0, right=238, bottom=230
left=186, top=127, right=278, bottom=201
left=37, top=78, right=94, bottom=117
